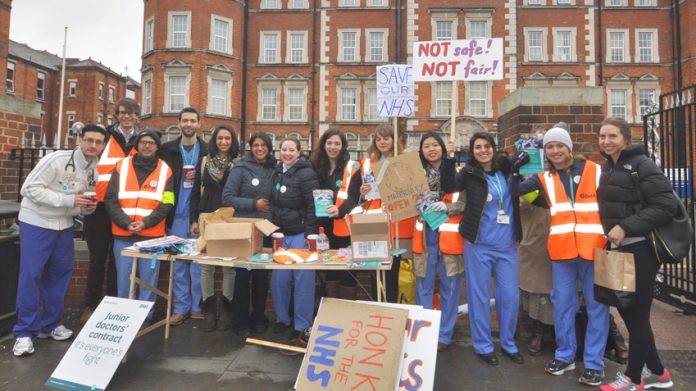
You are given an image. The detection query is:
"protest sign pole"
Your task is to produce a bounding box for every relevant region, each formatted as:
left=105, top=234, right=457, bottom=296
left=392, top=116, right=400, bottom=266
left=450, top=80, right=457, bottom=140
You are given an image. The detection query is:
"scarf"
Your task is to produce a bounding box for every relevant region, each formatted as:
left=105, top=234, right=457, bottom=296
left=425, top=164, right=442, bottom=197
left=207, top=154, right=234, bottom=184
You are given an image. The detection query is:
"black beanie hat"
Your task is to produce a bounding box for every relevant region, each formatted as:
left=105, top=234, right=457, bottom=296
left=135, top=128, right=162, bottom=149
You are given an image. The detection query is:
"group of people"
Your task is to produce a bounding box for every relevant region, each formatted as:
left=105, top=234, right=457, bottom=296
left=11, top=97, right=677, bottom=390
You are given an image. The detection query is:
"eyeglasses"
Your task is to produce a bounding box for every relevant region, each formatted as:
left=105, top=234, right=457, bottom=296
left=81, top=137, right=104, bottom=146
left=138, top=140, right=157, bottom=146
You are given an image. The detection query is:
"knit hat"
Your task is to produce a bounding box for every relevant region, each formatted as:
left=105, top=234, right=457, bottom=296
left=135, top=128, right=162, bottom=149
left=543, top=127, right=573, bottom=152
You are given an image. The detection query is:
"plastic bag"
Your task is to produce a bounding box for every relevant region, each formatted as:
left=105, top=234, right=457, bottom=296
left=398, top=258, right=416, bottom=304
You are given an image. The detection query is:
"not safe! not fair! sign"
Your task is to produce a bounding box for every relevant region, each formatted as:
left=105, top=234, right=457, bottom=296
left=411, top=38, right=504, bottom=82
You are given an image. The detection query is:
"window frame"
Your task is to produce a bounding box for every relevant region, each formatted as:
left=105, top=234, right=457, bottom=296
left=260, top=31, right=281, bottom=64
left=68, top=80, right=77, bottom=97
left=286, top=31, right=309, bottom=64
left=552, top=27, right=577, bottom=62
left=6, top=61, right=15, bottom=93
left=210, top=14, right=233, bottom=55
left=261, top=0, right=281, bottom=9
left=635, top=29, right=658, bottom=63
left=36, top=71, right=46, bottom=101
left=607, top=29, right=629, bottom=63
left=163, top=66, right=191, bottom=113
left=258, top=83, right=281, bottom=122
left=142, top=74, right=152, bottom=115
left=524, top=28, right=548, bottom=62
left=432, top=81, right=454, bottom=117
left=339, top=0, right=359, bottom=7
left=108, top=86, right=115, bottom=103
left=167, top=11, right=192, bottom=49
left=466, top=81, right=490, bottom=118
left=144, top=16, right=155, bottom=53
left=284, top=82, right=308, bottom=122
left=431, top=13, right=458, bottom=41
left=366, top=29, right=388, bottom=63
left=338, top=29, right=362, bottom=63
left=288, top=0, right=309, bottom=9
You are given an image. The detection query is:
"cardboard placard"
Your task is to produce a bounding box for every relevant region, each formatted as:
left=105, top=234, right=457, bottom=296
left=377, top=64, right=417, bottom=118
left=372, top=151, right=429, bottom=222
left=363, top=302, right=441, bottom=391
left=296, top=299, right=409, bottom=391
left=46, top=297, right=154, bottom=391
left=412, top=38, right=504, bottom=82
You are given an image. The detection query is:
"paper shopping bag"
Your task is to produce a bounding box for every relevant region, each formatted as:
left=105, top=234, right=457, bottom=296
left=593, top=247, right=636, bottom=309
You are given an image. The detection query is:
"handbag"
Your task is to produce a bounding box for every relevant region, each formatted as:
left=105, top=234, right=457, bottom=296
left=631, top=172, right=693, bottom=264
left=593, top=246, right=636, bottom=309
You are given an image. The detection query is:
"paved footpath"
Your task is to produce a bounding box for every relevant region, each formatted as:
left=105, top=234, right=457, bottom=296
left=0, top=299, right=693, bottom=390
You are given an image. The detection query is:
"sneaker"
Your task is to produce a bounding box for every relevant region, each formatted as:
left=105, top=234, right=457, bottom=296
left=580, top=368, right=605, bottom=387
left=37, top=325, right=73, bottom=341
left=545, top=359, right=576, bottom=375
left=600, top=372, right=644, bottom=391
left=13, top=337, right=34, bottom=357
left=642, top=367, right=673, bottom=389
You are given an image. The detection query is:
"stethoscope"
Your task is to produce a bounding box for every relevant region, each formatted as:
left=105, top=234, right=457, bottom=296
left=64, top=149, right=97, bottom=187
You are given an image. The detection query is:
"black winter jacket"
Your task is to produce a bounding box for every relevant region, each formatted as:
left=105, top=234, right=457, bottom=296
left=597, top=144, right=677, bottom=236
left=222, top=155, right=275, bottom=220
left=158, top=137, right=208, bottom=227
left=271, top=157, right=319, bottom=236
left=455, top=158, right=522, bottom=243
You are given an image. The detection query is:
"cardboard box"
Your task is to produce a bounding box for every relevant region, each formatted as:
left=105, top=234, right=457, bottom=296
left=198, top=207, right=278, bottom=257
left=372, top=151, right=429, bottom=221
left=348, top=213, right=391, bottom=262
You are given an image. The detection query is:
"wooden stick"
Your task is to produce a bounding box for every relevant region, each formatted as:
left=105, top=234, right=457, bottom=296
left=246, top=337, right=307, bottom=353
left=450, top=80, right=457, bottom=141
left=392, top=117, right=400, bottom=263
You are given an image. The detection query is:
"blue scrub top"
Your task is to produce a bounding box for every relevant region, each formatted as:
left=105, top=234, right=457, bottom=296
left=476, top=171, right=515, bottom=247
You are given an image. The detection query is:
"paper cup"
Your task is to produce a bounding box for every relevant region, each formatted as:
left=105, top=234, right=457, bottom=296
left=306, top=234, right=318, bottom=251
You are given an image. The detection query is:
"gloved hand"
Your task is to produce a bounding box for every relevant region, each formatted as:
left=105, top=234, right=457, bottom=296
left=427, top=201, right=447, bottom=212
left=512, top=151, right=530, bottom=173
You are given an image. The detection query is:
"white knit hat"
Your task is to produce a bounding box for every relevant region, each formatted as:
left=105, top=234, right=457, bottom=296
left=543, top=127, right=573, bottom=152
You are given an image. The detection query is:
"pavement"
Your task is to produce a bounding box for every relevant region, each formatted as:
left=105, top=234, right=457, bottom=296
left=0, top=299, right=694, bottom=390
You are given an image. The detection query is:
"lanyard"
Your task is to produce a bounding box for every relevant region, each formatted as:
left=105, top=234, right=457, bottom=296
left=487, top=172, right=504, bottom=211
left=179, top=142, right=199, bottom=166
left=568, top=174, right=575, bottom=206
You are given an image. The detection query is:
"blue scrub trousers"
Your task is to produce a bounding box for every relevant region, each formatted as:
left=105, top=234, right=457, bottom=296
left=415, top=226, right=461, bottom=345
left=113, top=238, right=161, bottom=319
left=168, top=217, right=201, bottom=315
left=464, top=241, right=519, bottom=355
left=551, top=259, right=609, bottom=370
left=271, top=233, right=315, bottom=332
left=14, top=222, right=74, bottom=338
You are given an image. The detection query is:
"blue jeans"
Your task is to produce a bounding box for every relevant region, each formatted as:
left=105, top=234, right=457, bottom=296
left=271, top=233, right=315, bottom=332
left=113, top=238, right=161, bottom=319
left=464, top=241, right=519, bottom=354
left=415, top=226, right=461, bottom=345
left=551, top=259, right=609, bottom=370
left=14, top=223, right=73, bottom=338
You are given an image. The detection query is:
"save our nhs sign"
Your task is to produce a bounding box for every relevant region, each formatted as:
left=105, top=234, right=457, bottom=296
left=377, top=64, right=417, bottom=118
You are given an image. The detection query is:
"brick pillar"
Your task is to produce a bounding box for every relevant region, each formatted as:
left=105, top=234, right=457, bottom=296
left=497, top=87, right=605, bottom=162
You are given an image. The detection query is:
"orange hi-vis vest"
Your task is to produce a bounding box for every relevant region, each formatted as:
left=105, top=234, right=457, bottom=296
left=96, top=137, right=137, bottom=202
left=537, top=161, right=606, bottom=261
left=273, top=249, right=318, bottom=264
left=333, top=159, right=361, bottom=237
left=412, top=192, right=464, bottom=255
left=350, top=158, right=414, bottom=239
left=111, top=157, right=172, bottom=238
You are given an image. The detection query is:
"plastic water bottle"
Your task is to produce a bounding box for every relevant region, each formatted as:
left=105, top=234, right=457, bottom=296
left=317, top=227, right=330, bottom=262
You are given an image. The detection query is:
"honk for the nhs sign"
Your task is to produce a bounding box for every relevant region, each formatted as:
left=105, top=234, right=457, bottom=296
left=412, top=38, right=504, bottom=82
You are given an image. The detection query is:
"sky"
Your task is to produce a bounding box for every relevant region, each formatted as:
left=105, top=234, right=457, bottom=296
left=9, top=0, right=144, bottom=82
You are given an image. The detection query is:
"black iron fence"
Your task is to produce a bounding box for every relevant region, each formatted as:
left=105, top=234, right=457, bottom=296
left=9, top=147, right=70, bottom=202
left=643, top=84, right=696, bottom=314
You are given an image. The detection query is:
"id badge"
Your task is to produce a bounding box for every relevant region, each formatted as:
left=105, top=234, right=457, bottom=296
left=183, top=179, right=194, bottom=188
left=497, top=213, right=510, bottom=225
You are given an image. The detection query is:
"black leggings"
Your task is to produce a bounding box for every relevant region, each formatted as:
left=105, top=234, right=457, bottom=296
left=617, top=240, right=664, bottom=383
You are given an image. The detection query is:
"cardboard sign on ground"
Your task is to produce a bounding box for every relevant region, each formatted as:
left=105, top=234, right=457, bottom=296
left=296, top=299, right=409, bottom=391
left=46, top=297, right=154, bottom=391
left=364, top=302, right=441, bottom=391
left=372, top=151, right=429, bottom=222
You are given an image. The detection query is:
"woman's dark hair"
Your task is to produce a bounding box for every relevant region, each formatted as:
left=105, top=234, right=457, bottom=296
left=311, top=127, right=349, bottom=179
left=601, top=116, right=632, bottom=143
left=248, top=132, right=276, bottom=167
left=208, top=125, right=239, bottom=159
left=418, top=131, right=446, bottom=168
left=468, top=131, right=499, bottom=172
left=280, top=136, right=302, bottom=151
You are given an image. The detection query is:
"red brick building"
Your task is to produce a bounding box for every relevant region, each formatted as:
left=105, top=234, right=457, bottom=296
left=140, top=0, right=694, bottom=149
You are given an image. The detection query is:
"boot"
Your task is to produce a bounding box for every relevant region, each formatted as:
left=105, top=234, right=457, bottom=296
left=527, top=319, right=544, bottom=356
left=324, top=280, right=340, bottom=298
left=200, top=296, right=217, bottom=332
left=607, top=314, right=629, bottom=364
left=217, top=296, right=233, bottom=331
left=339, top=285, right=358, bottom=301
